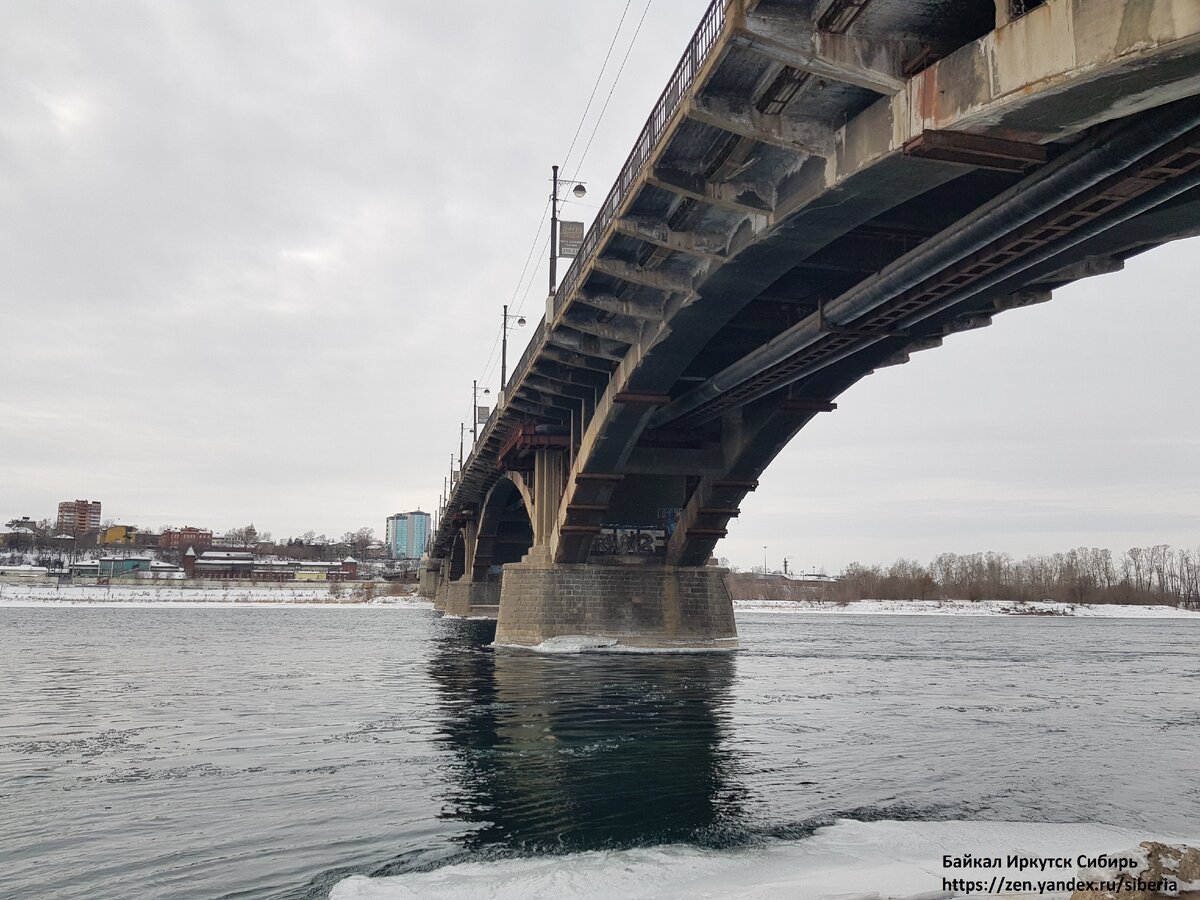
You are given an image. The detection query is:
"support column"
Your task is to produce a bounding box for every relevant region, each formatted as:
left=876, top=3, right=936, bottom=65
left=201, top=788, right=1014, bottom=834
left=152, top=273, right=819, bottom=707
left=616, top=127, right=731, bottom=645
left=531, top=448, right=566, bottom=554
left=495, top=561, right=737, bottom=650
left=462, top=515, right=479, bottom=575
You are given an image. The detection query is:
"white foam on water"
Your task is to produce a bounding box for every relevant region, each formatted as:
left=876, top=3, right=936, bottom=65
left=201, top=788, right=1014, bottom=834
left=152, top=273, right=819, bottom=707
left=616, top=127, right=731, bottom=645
left=522, top=634, right=619, bottom=653
left=328, top=819, right=1197, bottom=900
left=492, top=635, right=739, bottom=655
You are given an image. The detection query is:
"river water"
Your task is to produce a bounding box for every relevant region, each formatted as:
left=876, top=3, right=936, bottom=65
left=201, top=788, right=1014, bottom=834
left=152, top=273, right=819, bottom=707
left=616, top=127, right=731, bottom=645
left=1, top=606, right=1197, bottom=899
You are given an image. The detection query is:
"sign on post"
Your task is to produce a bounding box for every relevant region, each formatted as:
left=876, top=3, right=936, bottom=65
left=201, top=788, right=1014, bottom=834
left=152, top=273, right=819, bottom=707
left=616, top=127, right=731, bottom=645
left=558, top=221, right=584, bottom=257
left=476, top=405, right=490, bottom=424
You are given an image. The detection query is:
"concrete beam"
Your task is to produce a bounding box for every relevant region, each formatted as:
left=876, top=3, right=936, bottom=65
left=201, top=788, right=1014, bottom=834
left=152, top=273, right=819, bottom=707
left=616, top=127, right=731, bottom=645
left=992, top=289, right=1052, bottom=312
left=532, top=360, right=609, bottom=389
left=1040, top=255, right=1125, bottom=283
left=613, top=216, right=729, bottom=261
left=525, top=374, right=595, bottom=399
left=686, top=95, right=835, bottom=156
left=591, top=257, right=694, bottom=294
left=732, top=9, right=916, bottom=94
left=548, top=326, right=629, bottom=362
left=647, top=166, right=774, bottom=215
left=576, top=291, right=667, bottom=322
left=561, top=311, right=642, bottom=345
left=506, top=397, right=570, bottom=420
left=543, top=344, right=621, bottom=373
left=514, top=385, right=582, bottom=411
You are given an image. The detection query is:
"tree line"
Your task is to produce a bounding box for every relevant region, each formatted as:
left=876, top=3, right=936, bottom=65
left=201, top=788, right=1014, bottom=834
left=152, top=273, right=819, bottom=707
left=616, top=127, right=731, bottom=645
left=831, top=545, right=1200, bottom=606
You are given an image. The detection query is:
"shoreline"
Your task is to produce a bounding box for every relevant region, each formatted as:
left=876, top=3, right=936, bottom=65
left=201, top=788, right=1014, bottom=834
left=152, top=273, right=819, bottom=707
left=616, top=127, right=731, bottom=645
left=2, top=584, right=1196, bottom=618
left=733, top=597, right=1200, bottom=618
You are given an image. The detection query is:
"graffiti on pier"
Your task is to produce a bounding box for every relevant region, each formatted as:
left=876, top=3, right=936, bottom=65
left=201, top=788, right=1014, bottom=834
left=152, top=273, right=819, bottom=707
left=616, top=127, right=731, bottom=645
left=592, top=526, right=665, bottom=556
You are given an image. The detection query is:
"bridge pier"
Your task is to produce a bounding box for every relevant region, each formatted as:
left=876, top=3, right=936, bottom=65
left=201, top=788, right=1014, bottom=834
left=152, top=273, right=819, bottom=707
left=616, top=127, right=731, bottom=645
left=418, top=558, right=439, bottom=600
left=495, top=559, right=737, bottom=650
left=443, top=579, right=501, bottom=618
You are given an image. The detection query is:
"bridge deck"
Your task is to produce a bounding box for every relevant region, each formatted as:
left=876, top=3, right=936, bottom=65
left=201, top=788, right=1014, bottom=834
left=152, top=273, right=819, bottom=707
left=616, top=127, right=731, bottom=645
left=432, top=0, right=1200, bottom=565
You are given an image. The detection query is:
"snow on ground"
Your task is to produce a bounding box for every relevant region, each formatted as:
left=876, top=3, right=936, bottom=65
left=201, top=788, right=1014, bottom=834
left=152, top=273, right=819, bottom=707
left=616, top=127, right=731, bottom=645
left=0, top=582, right=432, bottom=608
left=734, top=597, right=1200, bottom=618
left=2, top=583, right=1193, bottom=618
left=329, top=819, right=1198, bottom=900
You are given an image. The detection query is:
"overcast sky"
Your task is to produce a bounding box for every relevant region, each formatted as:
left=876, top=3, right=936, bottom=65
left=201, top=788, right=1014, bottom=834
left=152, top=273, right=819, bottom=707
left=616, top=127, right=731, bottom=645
left=2, top=1, right=1197, bottom=570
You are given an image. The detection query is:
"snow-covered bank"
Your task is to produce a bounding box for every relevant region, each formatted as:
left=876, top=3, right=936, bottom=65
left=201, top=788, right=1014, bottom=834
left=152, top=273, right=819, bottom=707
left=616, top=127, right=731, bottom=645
left=329, top=819, right=1198, bottom=900
left=734, top=597, right=1200, bottom=618
left=0, top=583, right=432, bottom=609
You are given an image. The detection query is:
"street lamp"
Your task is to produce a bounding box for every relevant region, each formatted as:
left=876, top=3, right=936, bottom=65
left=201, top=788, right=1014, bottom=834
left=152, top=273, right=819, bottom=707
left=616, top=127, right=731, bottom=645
left=549, top=165, right=587, bottom=296
left=500, top=303, right=527, bottom=394
left=763, top=545, right=768, bottom=574
left=472, top=379, right=491, bottom=445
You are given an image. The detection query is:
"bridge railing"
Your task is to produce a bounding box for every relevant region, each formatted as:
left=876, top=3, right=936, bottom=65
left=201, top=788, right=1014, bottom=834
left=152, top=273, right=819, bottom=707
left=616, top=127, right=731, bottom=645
left=550, top=0, right=728, bottom=323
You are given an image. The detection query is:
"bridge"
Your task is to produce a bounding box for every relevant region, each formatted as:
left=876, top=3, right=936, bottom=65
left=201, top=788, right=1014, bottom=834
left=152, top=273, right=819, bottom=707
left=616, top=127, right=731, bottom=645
left=422, top=0, right=1200, bottom=648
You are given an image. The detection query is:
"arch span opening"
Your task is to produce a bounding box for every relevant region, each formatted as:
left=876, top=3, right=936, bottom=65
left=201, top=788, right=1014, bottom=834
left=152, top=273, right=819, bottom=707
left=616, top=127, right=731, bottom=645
left=473, top=477, right=534, bottom=582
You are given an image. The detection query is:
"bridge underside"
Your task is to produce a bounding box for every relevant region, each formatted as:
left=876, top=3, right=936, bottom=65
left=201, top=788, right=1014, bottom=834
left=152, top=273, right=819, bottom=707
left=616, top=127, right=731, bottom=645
left=428, top=0, right=1200, bottom=647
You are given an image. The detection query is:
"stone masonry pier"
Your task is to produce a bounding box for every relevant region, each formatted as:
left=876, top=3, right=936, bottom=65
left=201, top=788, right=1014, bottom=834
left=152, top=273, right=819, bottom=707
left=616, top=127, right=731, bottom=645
left=495, top=559, right=737, bottom=650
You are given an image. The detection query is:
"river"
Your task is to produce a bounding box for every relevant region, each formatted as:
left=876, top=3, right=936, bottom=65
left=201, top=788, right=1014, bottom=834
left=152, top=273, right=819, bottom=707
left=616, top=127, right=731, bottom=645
left=1, top=606, right=1196, bottom=898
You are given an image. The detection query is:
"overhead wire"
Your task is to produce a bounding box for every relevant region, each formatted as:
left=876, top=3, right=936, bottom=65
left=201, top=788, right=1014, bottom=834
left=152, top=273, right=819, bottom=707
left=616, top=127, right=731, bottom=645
left=477, top=0, right=656, bottom=390
left=565, top=0, right=654, bottom=182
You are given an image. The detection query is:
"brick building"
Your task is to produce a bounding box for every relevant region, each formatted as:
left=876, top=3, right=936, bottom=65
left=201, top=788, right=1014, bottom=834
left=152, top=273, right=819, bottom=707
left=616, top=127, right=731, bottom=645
left=160, top=526, right=214, bottom=551
left=56, top=499, right=101, bottom=534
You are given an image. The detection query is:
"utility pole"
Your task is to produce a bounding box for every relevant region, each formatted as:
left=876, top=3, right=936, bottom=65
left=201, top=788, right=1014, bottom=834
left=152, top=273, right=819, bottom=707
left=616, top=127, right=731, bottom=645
left=459, top=423, right=465, bottom=471
left=502, top=303, right=509, bottom=392
left=549, top=165, right=559, bottom=297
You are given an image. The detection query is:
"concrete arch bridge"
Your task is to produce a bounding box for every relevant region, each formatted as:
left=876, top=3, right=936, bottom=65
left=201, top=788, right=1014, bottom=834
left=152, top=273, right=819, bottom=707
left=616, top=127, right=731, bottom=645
left=423, top=0, right=1200, bottom=648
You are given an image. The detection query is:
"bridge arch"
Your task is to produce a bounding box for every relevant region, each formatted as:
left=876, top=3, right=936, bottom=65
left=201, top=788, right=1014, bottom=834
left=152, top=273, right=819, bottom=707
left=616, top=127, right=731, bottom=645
left=471, top=476, right=535, bottom=582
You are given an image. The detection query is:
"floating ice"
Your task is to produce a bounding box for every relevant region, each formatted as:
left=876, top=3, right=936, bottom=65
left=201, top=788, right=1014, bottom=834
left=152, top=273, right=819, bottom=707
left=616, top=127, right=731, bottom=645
left=528, top=635, right=619, bottom=653
left=328, top=819, right=1198, bottom=900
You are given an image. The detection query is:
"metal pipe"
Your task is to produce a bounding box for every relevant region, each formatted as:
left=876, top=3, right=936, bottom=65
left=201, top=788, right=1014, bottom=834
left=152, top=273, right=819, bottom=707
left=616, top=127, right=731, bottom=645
left=653, top=100, right=1200, bottom=426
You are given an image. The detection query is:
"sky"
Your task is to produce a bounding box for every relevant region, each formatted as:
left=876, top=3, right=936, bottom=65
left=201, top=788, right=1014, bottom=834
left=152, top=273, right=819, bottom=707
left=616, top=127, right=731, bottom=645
left=1, top=1, right=1197, bottom=571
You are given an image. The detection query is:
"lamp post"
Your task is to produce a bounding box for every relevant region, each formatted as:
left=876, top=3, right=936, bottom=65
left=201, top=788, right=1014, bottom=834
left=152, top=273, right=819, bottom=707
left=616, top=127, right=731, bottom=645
left=500, top=303, right=526, bottom=394
left=763, top=545, right=768, bottom=574
left=549, top=165, right=587, bottom=297
left=472, top=380, right=491, bottom=445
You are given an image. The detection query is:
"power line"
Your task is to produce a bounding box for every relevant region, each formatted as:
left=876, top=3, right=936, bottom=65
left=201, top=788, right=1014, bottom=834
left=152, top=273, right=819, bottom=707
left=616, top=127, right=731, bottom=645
left=481, top=0, right=653, bottom=386
left=568, top=0, right=654, bottom=181
left=561, top=0, right=636, bottom=175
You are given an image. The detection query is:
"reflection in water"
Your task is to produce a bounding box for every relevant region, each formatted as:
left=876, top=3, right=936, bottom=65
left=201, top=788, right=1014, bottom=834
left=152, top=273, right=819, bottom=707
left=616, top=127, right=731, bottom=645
left=425, top=619, right=745, bottom=855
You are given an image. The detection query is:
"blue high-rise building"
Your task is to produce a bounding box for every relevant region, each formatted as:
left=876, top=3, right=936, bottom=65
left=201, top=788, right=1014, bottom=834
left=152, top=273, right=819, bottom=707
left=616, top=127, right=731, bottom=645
left=385, top=510, right=430, bottom=560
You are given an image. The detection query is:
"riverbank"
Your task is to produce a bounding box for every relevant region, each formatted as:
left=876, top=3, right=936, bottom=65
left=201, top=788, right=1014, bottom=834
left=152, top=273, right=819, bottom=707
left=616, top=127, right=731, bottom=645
left=3, top=584, right=1194, bottom=618
left=733, top=597, right=1199, bottom=617
left=0, top=582, right=428, bottom=607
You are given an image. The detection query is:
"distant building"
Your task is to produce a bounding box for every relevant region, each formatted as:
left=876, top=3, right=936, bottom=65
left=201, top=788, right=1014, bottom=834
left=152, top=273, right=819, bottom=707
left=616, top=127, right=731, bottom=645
left=57, top=499, right=101, bottom=534
left=385, top=510, right=430, bottom=560
left=96, top=556, right=182, bottom=580
left=181, top=549, right=357, bottom=581
left=160, top=526, right=214, bottom=551
left=99, top=525, right=138, bottom=546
